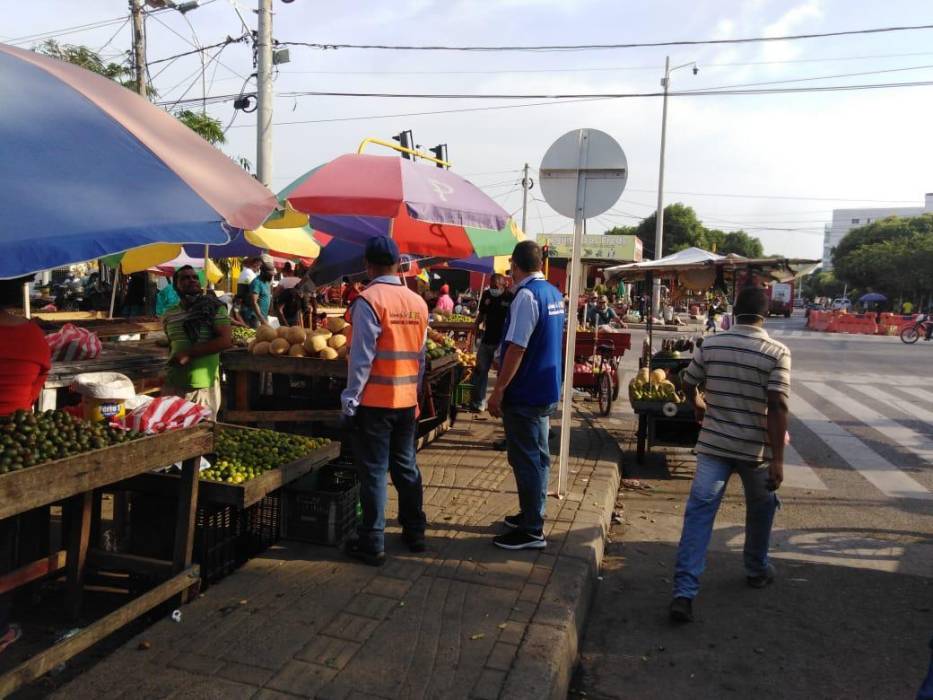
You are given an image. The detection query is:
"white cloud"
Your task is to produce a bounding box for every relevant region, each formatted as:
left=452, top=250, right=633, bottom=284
left=759, top=0, right=824, bottom=64
left=714, top=18, right=736, bottom=39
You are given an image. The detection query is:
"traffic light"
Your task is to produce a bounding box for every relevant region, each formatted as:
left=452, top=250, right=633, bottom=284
left=392, top=130, right=413, bottom=159
left=429, top=144, right=448, bottom=168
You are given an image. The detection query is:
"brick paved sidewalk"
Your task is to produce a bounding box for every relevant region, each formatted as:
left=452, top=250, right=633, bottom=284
left=55, top=407, right=621, bottom=700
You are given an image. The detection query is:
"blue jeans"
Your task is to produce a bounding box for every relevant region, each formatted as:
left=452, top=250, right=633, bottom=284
left=919, top=636, right=933, bottom=700
left=502, top=402, right=557, bottom=534
left=470, top=342, right=497, bottom=409
left=352, top=406, right=426, bottom=552
left=673, top=452, right=778, bottom=599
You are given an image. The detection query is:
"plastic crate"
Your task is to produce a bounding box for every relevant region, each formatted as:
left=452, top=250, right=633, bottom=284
left=241, top=492, right=282, bottom=558
left=454, top=382, right=473, bottom=407
left=194, top=502, right=243, bottom=586
left=284, top=462, right=360, bottom=546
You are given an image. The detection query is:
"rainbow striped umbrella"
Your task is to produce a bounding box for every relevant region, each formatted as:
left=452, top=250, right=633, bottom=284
left=0, top=43, right=276, bottom=279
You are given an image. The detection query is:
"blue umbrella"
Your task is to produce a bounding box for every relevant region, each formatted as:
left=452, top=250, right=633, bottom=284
left=0, top=43, right=275, bottom=279
left=859, top=292, right=887, bottom=303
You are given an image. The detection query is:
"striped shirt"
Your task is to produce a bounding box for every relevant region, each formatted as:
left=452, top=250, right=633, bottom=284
left=683, top=324, right=791, bottom=462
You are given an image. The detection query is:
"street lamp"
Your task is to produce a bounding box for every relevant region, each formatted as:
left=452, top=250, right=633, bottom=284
left=651, top=56, right=698, bottom=315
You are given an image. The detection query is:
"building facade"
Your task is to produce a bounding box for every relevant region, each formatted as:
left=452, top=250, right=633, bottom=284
left=822, top=193, right=933, bottom=270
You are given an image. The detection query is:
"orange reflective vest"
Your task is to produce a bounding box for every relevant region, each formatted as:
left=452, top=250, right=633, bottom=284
left=358, top=282, right=428, bottom=409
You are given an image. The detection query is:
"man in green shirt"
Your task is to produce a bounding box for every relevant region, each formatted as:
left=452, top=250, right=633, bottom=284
left=243, top=256, right=275, bottom=328
left=162, top=265, right=232, bottom=416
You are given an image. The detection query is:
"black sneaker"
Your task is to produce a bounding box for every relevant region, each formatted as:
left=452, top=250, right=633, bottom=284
left=345, top=540, right=385, bottom=567
left=669, top=597, right=693, bottom=623
left=493, top=439, right=507, bottom=451
left=747, top=564, right=775, bottom=589
left=503, top=513, right=523, bottom=530
left=403, top=531, right=427, bottom=553
left=493, top=530, right=546, bottom=550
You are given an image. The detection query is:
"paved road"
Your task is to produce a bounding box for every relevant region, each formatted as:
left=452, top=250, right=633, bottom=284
left=574, top=311, right=933, bottom=699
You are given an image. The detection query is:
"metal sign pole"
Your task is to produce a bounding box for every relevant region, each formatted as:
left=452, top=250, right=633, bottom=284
left=557, top=131, right=590, bottom=498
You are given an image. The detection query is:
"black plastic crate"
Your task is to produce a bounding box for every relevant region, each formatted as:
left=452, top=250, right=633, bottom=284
left=241, top=492, right=282, bottom=558
left=284, top=462, right=360, bottom=546
left=194, top=502, right=243, bottom=586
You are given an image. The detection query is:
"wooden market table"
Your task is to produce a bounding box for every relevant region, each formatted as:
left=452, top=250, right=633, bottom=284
left=35, top=314, right=164, bottom=341
left=0, top=423, right=214, bottom=696
left=220, top=350, right=462, bottom=446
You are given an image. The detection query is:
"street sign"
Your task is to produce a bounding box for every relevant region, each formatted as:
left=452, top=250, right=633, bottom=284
left=539, top=128, right=628, bottom=498
left=539, top=129, right=627, bottom=219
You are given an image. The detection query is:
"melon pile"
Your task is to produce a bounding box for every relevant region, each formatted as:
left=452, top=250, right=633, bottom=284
left=628, top=367, right=682, bottom=403
left=247, top=317, right=351, bottom=360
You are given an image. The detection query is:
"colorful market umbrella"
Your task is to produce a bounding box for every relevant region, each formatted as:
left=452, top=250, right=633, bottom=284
left=307, top=237, right=431, bottom=286
left=0, top=43, right=276, bottom=279
left=284, top=155, right=520, bottom=260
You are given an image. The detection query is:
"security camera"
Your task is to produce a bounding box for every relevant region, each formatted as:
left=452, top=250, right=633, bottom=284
left=693, top=65, right=699, bottom=75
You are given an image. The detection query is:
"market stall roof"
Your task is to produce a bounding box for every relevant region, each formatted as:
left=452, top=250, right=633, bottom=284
left=604, top=247, right=819, bottom=283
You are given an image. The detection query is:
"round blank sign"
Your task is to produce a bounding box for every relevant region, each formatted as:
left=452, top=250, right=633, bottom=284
left=539, top=128, right=627, bottom=219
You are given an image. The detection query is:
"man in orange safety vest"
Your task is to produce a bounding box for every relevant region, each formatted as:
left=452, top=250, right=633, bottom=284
left=341, top=236, right=429, bottom=565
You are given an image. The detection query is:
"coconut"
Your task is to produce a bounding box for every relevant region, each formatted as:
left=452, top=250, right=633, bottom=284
left=319, top=347, right=339, bottom=360
left=256, top=325, right=277, bottom=343
left=327, top=317, right=348, bottom=333
left=649, top=368, right=667, bottom=385
left=336, top=344, right=348, bottom=359
left=270, top=337, right=290, bottom=355
left=276, top=326, right=290, bottom=339
left=327, top=334, right=347, bottom=350
left=306, top=334, right=328, bottom=353
left=251, top=340, right=271, bottom=355
left=287, top=326, right=306, bottom=345
left=247, top=338, right=257, bottom=352
left=288, top=343, right=306, bottom=357
left=311, top=328, right=332, bottom=339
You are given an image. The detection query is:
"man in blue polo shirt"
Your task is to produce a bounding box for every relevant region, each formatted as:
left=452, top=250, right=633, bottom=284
left=488, top=241, right=565, bottom=550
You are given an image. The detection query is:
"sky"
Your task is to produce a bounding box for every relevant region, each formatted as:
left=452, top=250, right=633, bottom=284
left=6, top=0, right=933, bottom=260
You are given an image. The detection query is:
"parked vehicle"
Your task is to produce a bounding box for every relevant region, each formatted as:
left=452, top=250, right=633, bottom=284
left=831, top=298, right=852, bottom=311
left=900, top=314, right=932, bottom=344
left=769, top=283, right=794, bottom=317
left=793, top=297, right=805, bottom=308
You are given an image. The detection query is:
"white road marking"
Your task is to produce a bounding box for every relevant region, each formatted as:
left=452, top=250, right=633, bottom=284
left=789, top=393, right=932, bottom=500
left=896, top=386, right=933, bottom=408
left=852, top=385, right=933, bottom=428
left=782, top=442, right=828, bottom=491
left=808, top=382, right=933, bottom=464
left=793, top=372, right=915, bottom=387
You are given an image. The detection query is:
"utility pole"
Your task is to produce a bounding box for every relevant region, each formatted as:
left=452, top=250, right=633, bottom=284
left=130, top=0, right=147, bottom=98
left=520, top=162, right=530, bottom=235
left=256, top=0, right=274, bottom=187
left=652, top=55, right=697, bottom=314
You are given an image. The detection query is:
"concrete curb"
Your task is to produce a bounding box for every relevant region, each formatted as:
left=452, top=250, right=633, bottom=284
left=502, top=414, right=621, bottom=700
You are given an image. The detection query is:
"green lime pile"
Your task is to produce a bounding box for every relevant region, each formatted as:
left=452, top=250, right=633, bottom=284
left=0, top=409, right=140, bottom=474
left=202, top=428, right=330, bottom=485
left=232, top=326, right=256, bottom=346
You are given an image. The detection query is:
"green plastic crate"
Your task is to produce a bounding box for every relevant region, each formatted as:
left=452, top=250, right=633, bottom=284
left=454, top=382, right=473, bottom=407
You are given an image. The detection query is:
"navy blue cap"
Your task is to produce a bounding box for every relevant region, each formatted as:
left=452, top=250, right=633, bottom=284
left=365, top=236, right=400, bottom=265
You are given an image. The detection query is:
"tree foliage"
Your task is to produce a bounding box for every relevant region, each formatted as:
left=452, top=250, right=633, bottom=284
left=830, top=215, right=933, bottom=302
left=35, top=39, right=132, bottom=84
left=802, top=270, right=845, bottom=299
left=175, top=110, right=226, bottom=145
left=607, top=203, right=765, bottom=259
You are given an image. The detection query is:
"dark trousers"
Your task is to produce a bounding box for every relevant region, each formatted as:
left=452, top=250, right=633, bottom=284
left=352, top=406, right=426, bottom=552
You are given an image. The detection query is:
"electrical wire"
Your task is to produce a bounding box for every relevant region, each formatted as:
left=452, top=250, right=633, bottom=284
left=6, top=16, right=130, bottom=46
left=95, top=17, right=130, bottom=55
left=146, top=12, right=249, bottom=82
left=163, top=43, right=230, bottom=111
left=280, top=22, right=933, bottom=52
left=180, top=76, right=933, bottom=106
left=271, top=49, right=933, bottom=78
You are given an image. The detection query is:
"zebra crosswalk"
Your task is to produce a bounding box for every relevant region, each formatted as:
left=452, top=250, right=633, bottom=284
left=781, top=377, right=933, bottom=500
left=769, top=329, right=898, bottom=342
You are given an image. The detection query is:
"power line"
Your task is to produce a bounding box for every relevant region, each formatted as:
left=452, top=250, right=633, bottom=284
left=268, top=50, right=933, bottom=77
left=6, top=15, right=129, bottom=46
left=95, top=17, right=131, bottom=55
left=180, top=77, right=933, bottom=106
left=280, top=22, right=933, bottom=53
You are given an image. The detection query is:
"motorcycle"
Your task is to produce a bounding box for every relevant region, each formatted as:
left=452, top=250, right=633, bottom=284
left=900, top=314, right=933, bottom=344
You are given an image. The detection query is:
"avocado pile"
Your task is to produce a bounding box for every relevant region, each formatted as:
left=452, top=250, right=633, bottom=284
left=0, top=409, right=141, bottom=473
left=201, top=428, right=330, bottom=485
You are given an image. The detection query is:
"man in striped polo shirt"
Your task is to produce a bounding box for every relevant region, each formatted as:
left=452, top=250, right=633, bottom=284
left=669, top=286, right=790, bottom=623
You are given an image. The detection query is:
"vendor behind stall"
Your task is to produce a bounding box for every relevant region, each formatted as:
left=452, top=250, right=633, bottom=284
left=586, top=295, right=619, bottom=329
left=162, top=265, right=232, bottom=415
left=0, top=274, right=52, bottom=655
left=242, top=256, right=275, bottom=328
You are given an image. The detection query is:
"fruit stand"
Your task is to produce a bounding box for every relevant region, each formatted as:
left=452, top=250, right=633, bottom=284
left=221, top=323, right=462, bottom=446
left=0, top=414, right=214, bottom=697
left=629, top=351, right=698, bottom=464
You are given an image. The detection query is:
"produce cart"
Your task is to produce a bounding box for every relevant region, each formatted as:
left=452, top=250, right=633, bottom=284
left=429, top=319, right=476, bottom=351
left=0, top=420, right=213, bottom=697
left=605, top=248, right=818, bottom=464
left=567, top=330, right=631, bottom=416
